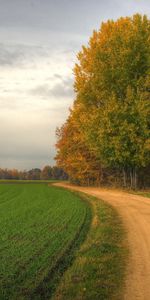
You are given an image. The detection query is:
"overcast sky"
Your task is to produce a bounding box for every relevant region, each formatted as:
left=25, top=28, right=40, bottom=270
left=0, top=0, right=150, bottom=170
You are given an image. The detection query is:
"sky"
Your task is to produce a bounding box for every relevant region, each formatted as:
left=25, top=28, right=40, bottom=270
left=0, top=0, right=150, bottom=170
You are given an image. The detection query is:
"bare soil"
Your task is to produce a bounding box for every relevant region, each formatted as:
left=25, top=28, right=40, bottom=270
left=54, top=183, right=150, bottom=300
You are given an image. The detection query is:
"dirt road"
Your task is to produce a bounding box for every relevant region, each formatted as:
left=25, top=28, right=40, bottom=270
left=54, top=183, right=150, bottom=300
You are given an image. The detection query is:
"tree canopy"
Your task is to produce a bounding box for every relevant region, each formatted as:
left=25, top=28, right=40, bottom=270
left=56, top=14, right=150, bottom=189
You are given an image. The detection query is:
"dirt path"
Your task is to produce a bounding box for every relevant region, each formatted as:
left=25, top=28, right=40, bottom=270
left=54, top=183, right=150, bottom=300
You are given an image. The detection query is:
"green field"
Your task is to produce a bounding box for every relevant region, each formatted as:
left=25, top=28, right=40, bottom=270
left=0, top=180, right=59, bottom=184
left=0, top=184, right=90, bottom=300
left=0, top=184, right=127, bottom=300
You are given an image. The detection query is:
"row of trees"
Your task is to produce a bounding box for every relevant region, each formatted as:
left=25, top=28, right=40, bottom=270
left=0, top=166, right=68, bottom=180
left=56, top=14, right=150, bottom=189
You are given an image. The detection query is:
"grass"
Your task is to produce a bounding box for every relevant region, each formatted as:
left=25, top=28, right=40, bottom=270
left=0, top=184, right=127, bottom=300
left=130, top=190, right=150, bottom=198
left=0, top=179, right=59, bottom=184
left=136, top=192, right=150, bottom=198
left=52, top=191, right=128, bottom=300
left=0, top=184, right=90, bottom=300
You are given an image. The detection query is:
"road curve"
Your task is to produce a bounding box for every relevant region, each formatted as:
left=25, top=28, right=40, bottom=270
left=54, top=183, right=150, bottom=300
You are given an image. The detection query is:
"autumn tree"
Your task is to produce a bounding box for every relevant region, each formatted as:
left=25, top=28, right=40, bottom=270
left=55, top=14, right=150, bottom=188
left=55, top=106, right=102, bottom=185
left=72, top=14, right=150, bottom=188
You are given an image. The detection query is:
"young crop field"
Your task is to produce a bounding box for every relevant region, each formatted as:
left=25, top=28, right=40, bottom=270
left=0, top=183, right=127, bottom=300
left=0, top=184, right=90, bottom=300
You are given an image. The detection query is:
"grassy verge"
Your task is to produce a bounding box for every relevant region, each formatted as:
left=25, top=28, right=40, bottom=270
left=52, top=191, right=128, bottom=300
left=131, top=190, right=150, bottom=198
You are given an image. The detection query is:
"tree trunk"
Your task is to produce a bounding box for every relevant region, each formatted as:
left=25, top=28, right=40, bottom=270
left=123, top=168, right=127, bottom=187
left=99, top=167, right=103, bottom=186
left=130, top=167, right=138, bottom=190
left=130, top=168, right=133, bottom=189
left=133, top=167, right=138, bottom=190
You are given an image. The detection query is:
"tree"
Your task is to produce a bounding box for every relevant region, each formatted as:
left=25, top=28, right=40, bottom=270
left=27, top=168, right=41, bottom=180
left=55, top=108, right=102, bottom=185
left=41, top=166, right=52, bottom=180
left=72, top=14, right=150, bottom=188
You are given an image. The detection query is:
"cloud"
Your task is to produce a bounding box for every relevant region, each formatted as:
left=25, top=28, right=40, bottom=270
left=31, top=76, right=74, bottom=99
left=0, top=43, right=24, bottom=66
left=0, top=109, right=54, bottom=166
left=0, top=0, right=149, bottom=170
left=0, top=43, right=54, bottom=67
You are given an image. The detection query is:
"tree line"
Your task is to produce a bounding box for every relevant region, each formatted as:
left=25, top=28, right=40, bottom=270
left=55, top=14, right=150, bottom=189
left=0, top=166, right=68, bottom=181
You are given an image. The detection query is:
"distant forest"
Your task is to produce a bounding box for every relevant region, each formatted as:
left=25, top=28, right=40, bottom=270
left=0, top=166, right=68, bottom=181
left=56, top=14, right=150, bottom=189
